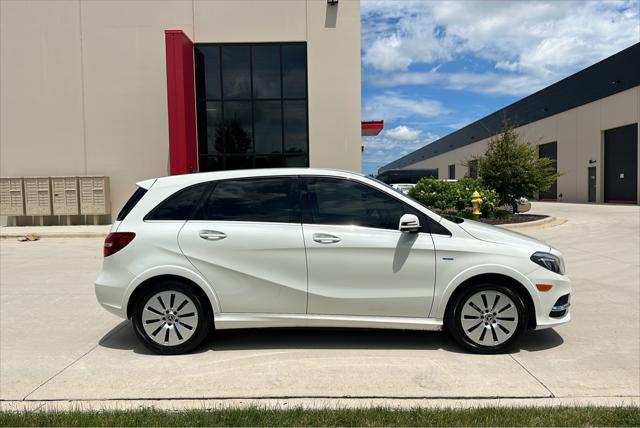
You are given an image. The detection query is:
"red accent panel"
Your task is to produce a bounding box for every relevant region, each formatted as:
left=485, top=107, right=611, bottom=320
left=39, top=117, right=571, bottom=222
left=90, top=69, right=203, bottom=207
left=165, top=30, right=197, bottom=175
left=361, top=120, right=384, bottom=136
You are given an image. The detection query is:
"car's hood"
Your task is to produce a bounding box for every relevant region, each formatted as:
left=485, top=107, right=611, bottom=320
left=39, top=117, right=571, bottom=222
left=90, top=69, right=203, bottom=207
left=457, top=219, right=551, bottom=252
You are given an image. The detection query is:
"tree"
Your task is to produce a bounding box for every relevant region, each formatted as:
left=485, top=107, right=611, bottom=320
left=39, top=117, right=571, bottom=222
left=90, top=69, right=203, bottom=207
left=466, top=123, right=560, bottom=204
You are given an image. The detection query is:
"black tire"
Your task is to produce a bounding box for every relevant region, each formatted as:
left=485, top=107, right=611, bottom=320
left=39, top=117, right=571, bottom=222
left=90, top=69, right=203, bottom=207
left=446, top=282, right=528, bottom=354
left=132, top=280, right=212, bottom=355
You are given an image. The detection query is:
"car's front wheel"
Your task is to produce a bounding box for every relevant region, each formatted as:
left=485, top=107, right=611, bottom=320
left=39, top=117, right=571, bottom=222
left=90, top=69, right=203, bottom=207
left=447, top=282, right=528, bottom=353
left=132, top=281, right=211, bottom=354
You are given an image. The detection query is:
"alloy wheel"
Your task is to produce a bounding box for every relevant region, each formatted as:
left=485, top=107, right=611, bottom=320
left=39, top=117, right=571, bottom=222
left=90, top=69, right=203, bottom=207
left=460, top=290, right=519, bottom=346
left=141, top=290, right=199, bottom=346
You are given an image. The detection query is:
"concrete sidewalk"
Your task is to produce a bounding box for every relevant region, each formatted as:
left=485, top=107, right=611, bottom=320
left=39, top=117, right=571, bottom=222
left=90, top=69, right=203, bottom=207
left=1, top=202, right=638, bottom=410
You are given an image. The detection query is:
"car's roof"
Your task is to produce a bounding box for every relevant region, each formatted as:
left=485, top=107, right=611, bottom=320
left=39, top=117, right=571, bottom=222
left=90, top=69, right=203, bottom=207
left=138, top=168, right=368, bottom=189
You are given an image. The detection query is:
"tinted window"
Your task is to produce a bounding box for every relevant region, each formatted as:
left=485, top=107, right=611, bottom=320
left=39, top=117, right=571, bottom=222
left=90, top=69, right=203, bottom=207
left=254, top=101, right=282, bottom=154
left=252, top=45, right=281, bottom=99
left=195, top=46, right=221, bottom=100
left=282, top=45, right=306, bottom=98
left=222, top=46, right=251, bottom=99
left=117, top=187, right=147, bottom=221
left=304, top=178, right=409, bottom=230
left=195, top=43, right=308, bottom=171
left=146, top=183, right=210, bottom=221
left=468, top=160, right=478, bottom=178
left=199, top=178, right=297, bottom=223
left=284, top=100, right=307, bottom=154
left=223, top=101, right=252, bottom=154
left=205, top=101, right=223, bottom=154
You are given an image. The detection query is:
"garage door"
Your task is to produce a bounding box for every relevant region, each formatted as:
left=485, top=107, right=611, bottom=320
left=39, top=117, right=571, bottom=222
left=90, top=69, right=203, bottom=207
left=604, top=123, right=638, bottom=204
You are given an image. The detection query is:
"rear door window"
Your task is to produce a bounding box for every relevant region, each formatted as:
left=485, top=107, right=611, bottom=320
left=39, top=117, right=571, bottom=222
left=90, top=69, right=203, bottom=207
left=196, top=177, right=299, bottom=223
left=145, top=182, right=212, bottom=221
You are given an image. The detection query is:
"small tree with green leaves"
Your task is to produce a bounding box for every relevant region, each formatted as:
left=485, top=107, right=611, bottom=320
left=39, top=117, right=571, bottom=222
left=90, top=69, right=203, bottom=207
left=466, top=124, right=560, bottom=204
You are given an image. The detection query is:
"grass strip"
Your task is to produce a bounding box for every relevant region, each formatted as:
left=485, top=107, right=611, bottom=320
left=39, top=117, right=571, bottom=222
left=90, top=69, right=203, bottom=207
left=1, top=405, right=639, bottom=427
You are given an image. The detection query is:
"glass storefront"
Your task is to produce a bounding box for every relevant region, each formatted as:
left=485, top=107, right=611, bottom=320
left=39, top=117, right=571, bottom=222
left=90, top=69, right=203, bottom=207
left=194, top=43, right=309, bottom=171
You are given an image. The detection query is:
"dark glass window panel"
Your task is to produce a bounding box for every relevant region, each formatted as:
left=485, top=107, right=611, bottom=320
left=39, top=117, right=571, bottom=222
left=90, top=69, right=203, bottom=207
left=199, top=155, right=223, bottom=172
left=254, top=101, right=283, bottom=154
left=255, top=155, right=284, bottom=168
left=195, top=46, right=221, bottom=100
left=284, top=154, right=308, bottom=167
left=195, top=43, right=308, bottom=172
left=225, top=155, right=253, bottom=170
left=223, top=102, right=252, bottom=154
left=468, top=160, right=478, bottom=178
left=252, top=45, right=281, bottom=99
left=146, top=182, right=211, bottom=220
left=282, top=45, right=306, bottom=98
left=205, top=101, right=223, bottom=155
left=283, top=100, right=307, bottom=153
left=222, top=46, right=251, bottom=99
left=304, top=177, right=408, bottom=230
left=202, top=178, right=297, bottom=223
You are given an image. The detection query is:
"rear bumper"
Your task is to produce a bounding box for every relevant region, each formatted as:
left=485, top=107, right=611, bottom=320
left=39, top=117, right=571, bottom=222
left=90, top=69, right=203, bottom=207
left=94, top=267, right=134, bottom=319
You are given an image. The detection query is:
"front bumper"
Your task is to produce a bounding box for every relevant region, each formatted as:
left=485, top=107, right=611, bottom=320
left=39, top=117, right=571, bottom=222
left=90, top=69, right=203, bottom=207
left=526, top=267, right=572, bottom=330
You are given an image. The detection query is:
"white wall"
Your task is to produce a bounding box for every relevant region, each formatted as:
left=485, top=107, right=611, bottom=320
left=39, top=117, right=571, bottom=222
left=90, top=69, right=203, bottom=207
left=0, top=0, right=361, bottom=222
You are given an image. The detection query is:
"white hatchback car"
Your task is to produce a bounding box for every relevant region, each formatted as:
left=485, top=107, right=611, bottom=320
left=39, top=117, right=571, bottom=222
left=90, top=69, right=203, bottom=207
left=96, top=168, right=570, bottom=354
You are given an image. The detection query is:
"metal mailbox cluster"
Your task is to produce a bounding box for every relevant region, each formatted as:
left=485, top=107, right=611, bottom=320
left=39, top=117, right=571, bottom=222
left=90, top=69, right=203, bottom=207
left=0, top=176, right=110, bottom=217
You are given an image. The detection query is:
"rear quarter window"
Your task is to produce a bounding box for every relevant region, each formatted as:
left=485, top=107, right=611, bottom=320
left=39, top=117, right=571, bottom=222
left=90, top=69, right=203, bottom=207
left=116, top=187, right=147, bottom=221
left=145, top=182, right=212, bottom=221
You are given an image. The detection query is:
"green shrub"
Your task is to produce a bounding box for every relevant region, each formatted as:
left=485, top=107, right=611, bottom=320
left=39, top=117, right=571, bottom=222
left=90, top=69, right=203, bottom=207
left=407, top=178, right=498, bottom=217
left=492, top=209, right=511, bottom=220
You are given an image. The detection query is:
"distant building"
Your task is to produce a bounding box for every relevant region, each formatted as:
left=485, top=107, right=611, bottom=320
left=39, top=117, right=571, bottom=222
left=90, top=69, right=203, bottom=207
left=380, top=43, right=640, bottom=205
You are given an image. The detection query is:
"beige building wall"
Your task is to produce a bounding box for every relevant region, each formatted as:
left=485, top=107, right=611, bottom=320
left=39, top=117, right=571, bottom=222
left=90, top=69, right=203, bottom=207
left=404, top=87, right=640, bottom=204
left=0, top=0, right=361, bottom=223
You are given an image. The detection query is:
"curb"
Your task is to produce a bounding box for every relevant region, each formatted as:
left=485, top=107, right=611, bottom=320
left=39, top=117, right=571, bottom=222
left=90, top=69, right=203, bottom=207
left=1, top=396, right=638, bottom=412
left=498, top=216, right=566, bottom=230
left=0, top=226, right=110, bottom=239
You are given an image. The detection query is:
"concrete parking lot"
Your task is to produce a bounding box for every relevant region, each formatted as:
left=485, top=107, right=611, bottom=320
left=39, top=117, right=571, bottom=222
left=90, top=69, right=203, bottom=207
left=1, top=202, right=638, bottom=410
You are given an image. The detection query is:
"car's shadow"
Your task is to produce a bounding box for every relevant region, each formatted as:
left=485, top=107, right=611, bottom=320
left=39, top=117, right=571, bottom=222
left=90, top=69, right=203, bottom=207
left=99, top=320, right=564, bottom=356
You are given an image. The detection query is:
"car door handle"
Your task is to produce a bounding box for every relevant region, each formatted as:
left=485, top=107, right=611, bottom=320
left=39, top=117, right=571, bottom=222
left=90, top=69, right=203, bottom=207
left=199, top=230, right=227, bottom=241
left=312, top=233, right=341, bottom=244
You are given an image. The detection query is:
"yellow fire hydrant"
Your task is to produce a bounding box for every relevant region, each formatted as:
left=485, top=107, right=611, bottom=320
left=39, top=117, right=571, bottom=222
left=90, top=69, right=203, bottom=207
left=471, top=191, right=482, bottom=217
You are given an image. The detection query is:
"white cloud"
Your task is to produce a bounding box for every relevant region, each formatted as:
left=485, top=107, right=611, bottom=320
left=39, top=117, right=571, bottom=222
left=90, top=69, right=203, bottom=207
left=362, top=0, right=640, bottom=96
left=385, top=125, right=423, bottom=140
left=368, top=70, right=550, bottom=97
left=362, top=131, right=440, bottom=173
left=363, top=92, right=450, bottom=121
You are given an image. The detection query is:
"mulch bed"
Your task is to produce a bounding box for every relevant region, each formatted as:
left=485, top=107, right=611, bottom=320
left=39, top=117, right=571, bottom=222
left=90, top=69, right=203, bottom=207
left=479, top=214, right=548, bottom=225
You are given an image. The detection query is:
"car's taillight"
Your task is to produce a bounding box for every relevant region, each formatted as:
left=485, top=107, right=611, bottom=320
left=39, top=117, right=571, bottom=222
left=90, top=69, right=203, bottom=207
left=104, top=232, right=136, bottom=257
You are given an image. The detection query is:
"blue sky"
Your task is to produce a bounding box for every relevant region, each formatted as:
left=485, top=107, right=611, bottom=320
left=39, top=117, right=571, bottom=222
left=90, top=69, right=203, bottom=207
left=360, top=0, right=640, bottom=175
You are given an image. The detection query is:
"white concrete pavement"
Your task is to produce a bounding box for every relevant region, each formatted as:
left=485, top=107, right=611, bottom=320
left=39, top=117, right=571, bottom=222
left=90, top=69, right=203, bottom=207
left=1, top=202, right=638, bottom=409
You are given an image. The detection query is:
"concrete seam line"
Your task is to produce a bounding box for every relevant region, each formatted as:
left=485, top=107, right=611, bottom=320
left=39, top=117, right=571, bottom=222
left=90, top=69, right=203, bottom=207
left=21, top=322, right=130, bottom=401
left=509, top=354, right=555, bottom=398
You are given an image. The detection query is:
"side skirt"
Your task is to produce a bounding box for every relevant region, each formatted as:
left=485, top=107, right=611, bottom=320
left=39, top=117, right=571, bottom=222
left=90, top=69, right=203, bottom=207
left=214, top=313, right=443, bottom=331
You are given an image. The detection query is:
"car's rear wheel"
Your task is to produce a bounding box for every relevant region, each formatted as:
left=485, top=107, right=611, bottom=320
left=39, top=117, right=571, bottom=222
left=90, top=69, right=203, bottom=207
left=132, top=281, right=211, bottom=355
left=447, top=282, right=528, bottom=353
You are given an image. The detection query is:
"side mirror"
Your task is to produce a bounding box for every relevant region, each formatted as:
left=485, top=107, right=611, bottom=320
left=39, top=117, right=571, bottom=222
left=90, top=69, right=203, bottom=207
left=399, top=213, right=421, bottom=233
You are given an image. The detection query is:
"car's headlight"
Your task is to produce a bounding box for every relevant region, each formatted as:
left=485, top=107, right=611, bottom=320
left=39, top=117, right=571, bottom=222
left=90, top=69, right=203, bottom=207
left=530, top=252, right=565, bottom=275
